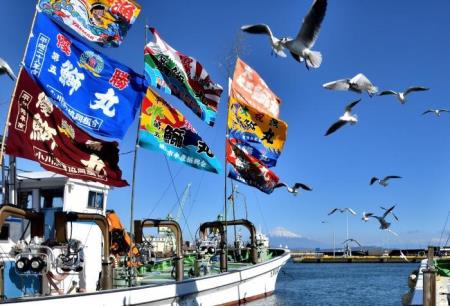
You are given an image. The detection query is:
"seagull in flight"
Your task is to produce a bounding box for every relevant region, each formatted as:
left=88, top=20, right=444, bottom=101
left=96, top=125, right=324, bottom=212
left=241, top=0, right=328, bottom=69
left=328, top=207, right=357, bottom=216
left=274, top=182, right=313, bottom=195
left=378, top=86, right=429, bottom=104
left=370, top=176, right=402, bottom=187
left=323, top=73, right=378, bottom=97
left=325, top=99, right=361, bottom=136
left=363, top=205, right=399, bottom=235
left=343, top=238, right=362, bottom=247
left=0, top=57, right=16, bottom=81
left=422, top=109, right=450, bottom=116
left=399, top=250, right=409, bottom=262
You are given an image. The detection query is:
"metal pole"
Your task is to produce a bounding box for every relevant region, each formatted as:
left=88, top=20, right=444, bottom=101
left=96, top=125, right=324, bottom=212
left=346, top=211, right=349, bottom=241
left=333, top=230, right=335, bottom=258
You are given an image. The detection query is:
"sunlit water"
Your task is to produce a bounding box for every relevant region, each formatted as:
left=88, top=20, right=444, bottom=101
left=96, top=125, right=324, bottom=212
left=250, top=261, right=418, bottom=306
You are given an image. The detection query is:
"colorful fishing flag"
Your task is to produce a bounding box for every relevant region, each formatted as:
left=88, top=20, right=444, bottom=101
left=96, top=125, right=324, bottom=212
left=24, top=12, right=145, bottom=139
left=139, top=88, right=221, bottom=174
left=227, top=96, right=287, bottom=168
left=38, top=0, right=141, bottom=47
left=144, top=28, right=223, bottom=126
left=6, top=69, right=128, bottom=187
left=231, top=58, right=281, bottom=118
left=227, top=139, right=279, bottom=194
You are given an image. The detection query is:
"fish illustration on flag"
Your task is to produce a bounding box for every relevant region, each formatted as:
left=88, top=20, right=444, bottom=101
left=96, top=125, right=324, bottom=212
left=139, top=88, right=221, bottom=174
left=227, top=139, right=279, bottom=194
left=227, top=96, right=287, bottom=168
left=144, top=28, right=223, bottom=126
left=38, top=0, right=141, bottom=47
left=231, top=58, right=281, bottom=118
left=24, top=12, right=145, bottom=139
left=6, top=69, right=128, bottom=187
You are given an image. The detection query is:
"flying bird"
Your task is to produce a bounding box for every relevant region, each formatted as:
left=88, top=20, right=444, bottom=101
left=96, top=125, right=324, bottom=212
left=343, top=238, right=362, bottom=247
left=328, top=207, right=357, bottom=216
left=325, top=99, right=361, bottom=136
left=378, top=86, right=429, bottom=104
left=399, top=250, right=409, bottom=262
left=323, top=73, right=378, bottom=96
left=0, top=57, right=16, bottom=81
left=422, top=109, right=450, bottom=116
left=274, top=182, right=312, bottom=195
left=241, top=0, right=328, bottom=69
left=363, top=205, right=399, bottom=235
left=370, top=176, right=402, bottom=187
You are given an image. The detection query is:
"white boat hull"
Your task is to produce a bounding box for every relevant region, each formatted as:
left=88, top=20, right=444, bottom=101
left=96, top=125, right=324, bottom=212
left=3, top=249, right=290, bottom=306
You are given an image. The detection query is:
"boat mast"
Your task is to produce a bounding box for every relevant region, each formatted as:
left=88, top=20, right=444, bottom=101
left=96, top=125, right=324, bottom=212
left=129, top=24, right=148, bottom=236
left=0, top=7, right=39, bottom=205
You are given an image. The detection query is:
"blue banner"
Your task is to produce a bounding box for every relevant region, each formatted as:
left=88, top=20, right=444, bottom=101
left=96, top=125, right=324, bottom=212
left=24, top=13, right=145, bottom=139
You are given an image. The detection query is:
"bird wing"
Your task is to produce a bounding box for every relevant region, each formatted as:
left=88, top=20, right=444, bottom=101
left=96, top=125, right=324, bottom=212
left=350, top=73, right=372, bottom=87
left=404, top=86, right=429, bottom=96
left=378, top=90, right=397, bottom=96
left=241, top=24, right=275, bottom=37
left=328, top=208, right=338, bottom=215
left=322, top=79, right=350, bottom=91
left=391, top=212, right=399, bottom=221
left=273, top=182, right=288, bottom=189
left=422, top=110, right=433, bottom=115
left=293, top=182, right=313, bottom=191
left=346, top=208, right=357, bottom=215
left=387, top=229, right=399, bottom=236
left=296, top=0, right=328, bottom=48
left=325, top=120, right=347, bottom=136
left=439, top=109, right=450, bottom=113
left=370, top=177, right=379, bottom=185
left=385, top=175, right=402, bottom=180
left=0, top=57, right=17, bottom=81
left=344, top=99, right=361, bottom=112
left=382, top=205, right=395, bottom=218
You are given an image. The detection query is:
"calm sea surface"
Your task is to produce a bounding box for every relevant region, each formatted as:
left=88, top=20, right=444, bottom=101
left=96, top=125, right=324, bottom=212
left=250, top=261, right=419, bottom=306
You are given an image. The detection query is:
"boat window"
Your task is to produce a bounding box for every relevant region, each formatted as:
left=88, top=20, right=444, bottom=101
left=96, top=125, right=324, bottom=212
left=88, top=191, right=104, bottom=209
left=18, top=191, right=32, bottom=209
left=0, top=224, right=9, bottom=241
left=40, top=188, right=64, bottom=209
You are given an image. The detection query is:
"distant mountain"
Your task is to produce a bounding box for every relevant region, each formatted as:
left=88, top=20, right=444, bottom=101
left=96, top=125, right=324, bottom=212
left=268, top=227, right=327, bottom=250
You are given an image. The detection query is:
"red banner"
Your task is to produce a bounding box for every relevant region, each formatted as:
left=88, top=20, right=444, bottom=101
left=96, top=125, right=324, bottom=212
left=231, top=58, right=281, bottom=118
left=6, top=69, right=128, bottom=187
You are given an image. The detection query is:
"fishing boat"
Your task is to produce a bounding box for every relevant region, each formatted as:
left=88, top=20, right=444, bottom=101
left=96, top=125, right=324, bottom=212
left=0, top=172, right=290, bottom=305
left=0, top=1, right=296, bottom=304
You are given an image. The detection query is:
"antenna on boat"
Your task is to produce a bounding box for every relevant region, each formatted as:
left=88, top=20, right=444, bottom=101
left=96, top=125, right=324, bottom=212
left=0, top=7, right=39, bottom=205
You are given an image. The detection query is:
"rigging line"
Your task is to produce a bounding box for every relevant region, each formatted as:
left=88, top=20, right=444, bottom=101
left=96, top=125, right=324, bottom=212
left=146, top=164, right=184, bottom=219
left=444, top=232, right=450, bottom=248
left=120, top=150, right=135, bottom=155
left=253, top=190, right=269, bottom=234
left=164, top=156, right=194, bottom=243
left=186, top=171, right=205, bottom=220
left=438, top=209, right=450, bottom=247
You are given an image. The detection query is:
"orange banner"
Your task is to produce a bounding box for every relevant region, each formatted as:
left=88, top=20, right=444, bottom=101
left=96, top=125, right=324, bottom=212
left=231, top=58, right=281, bottom=118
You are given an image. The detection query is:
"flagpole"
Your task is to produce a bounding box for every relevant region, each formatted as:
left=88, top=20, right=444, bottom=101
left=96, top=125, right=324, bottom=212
left=129, top=24, right=148, bottom=236
left=0, top=6, right=39, bottom=205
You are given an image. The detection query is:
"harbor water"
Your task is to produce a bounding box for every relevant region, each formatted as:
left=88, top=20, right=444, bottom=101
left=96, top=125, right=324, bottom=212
left=250, top=261, right=419, bottom=305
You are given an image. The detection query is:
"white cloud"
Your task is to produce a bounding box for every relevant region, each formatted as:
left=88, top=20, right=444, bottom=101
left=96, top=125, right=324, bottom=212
left=269, top=227, right=302, bottom=238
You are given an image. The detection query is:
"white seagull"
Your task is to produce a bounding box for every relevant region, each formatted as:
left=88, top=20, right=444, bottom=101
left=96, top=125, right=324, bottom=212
left=378, top=86, right=429, bottom=104
left=274, top=182, right=313, bottom=195
left=328, top=207, right=357, bottom=216
left=325, top=99, right=361, bottom=136
left=422, top=109, right=450, bottom=116
left=0, top=57, right=16, bottom=81
left=323, top=73, right=378, bottom=97
left=370, top=176, right=402, bottom=187
left=399, top=250, right=409, bottom=262
left=363, top=205, right=399, bottom=235
left=241, top=0, right=327, bottom=69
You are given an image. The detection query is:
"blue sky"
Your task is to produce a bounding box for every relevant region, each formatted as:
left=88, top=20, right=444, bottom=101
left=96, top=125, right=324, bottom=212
left=1, top=1, right=450, bottom=248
